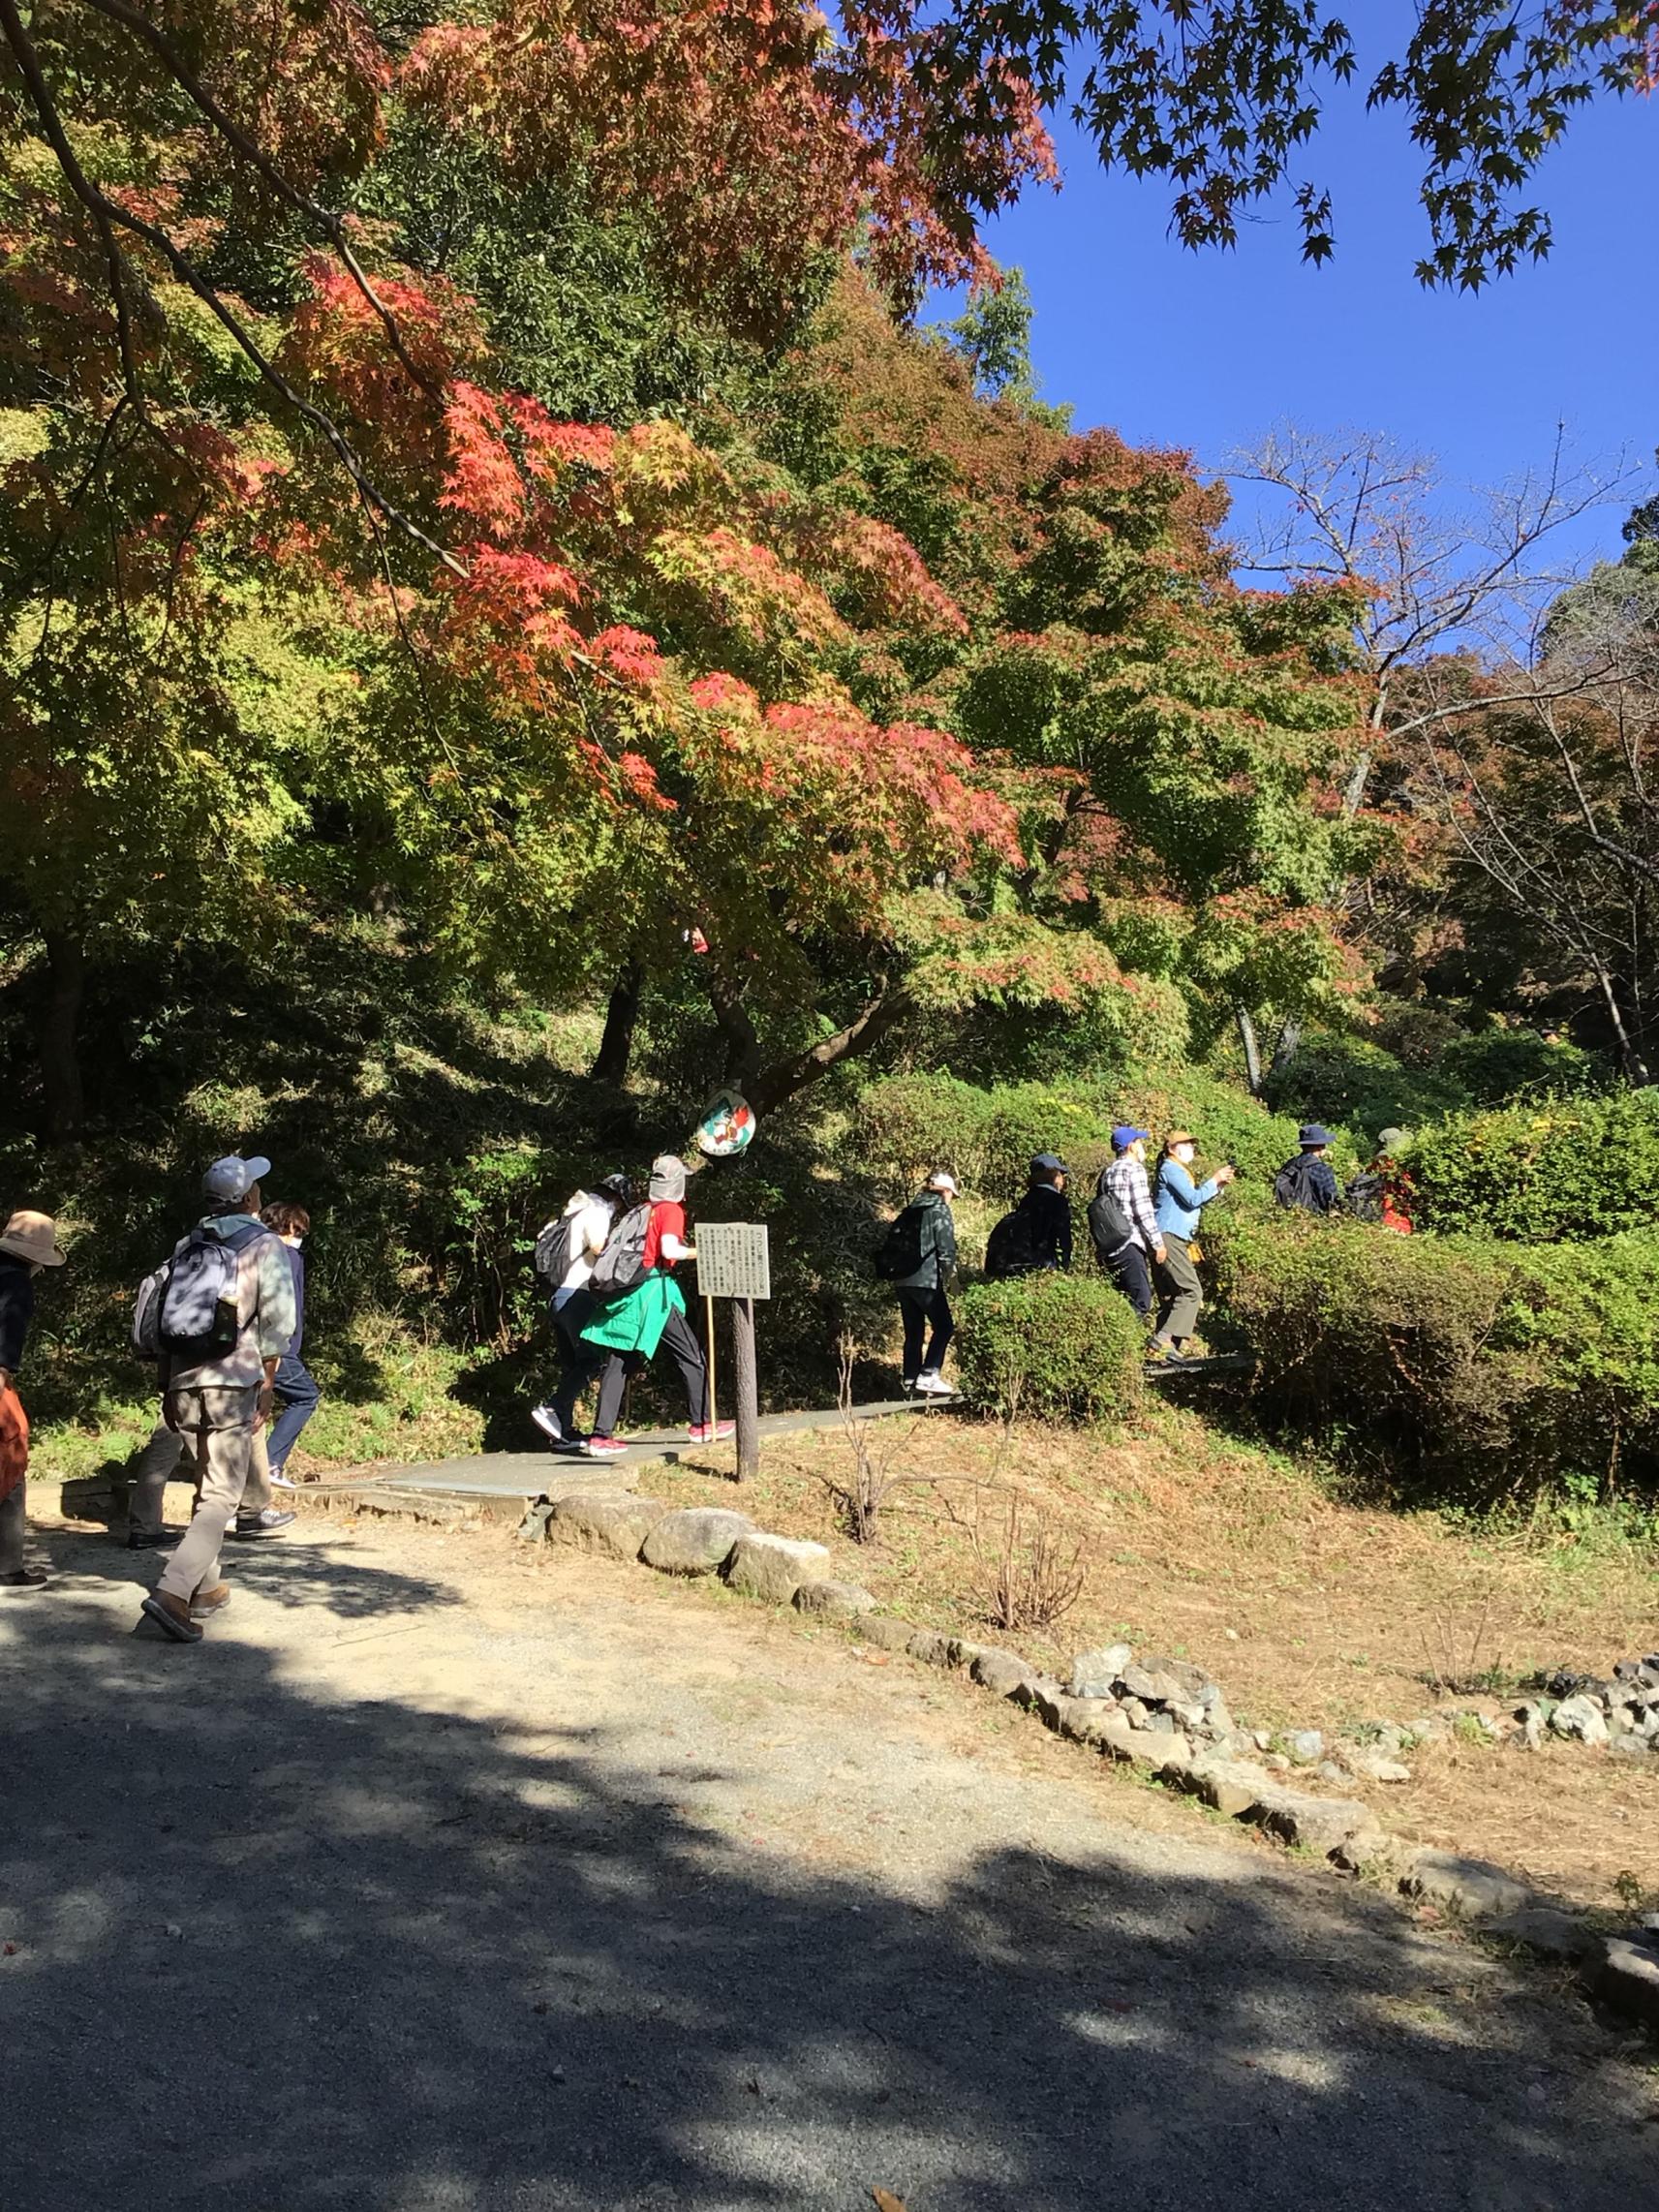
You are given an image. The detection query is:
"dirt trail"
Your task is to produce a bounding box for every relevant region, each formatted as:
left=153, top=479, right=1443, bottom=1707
left=1, top=1509, right=1652, bottom=2211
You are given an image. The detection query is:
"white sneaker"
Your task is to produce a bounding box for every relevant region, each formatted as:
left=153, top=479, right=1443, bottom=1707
left=914, top=1371, right=953, bottom=1397
left=531, top=1404, right=563, bottom=1442
left=269, top=1469, right=297, bottom=1491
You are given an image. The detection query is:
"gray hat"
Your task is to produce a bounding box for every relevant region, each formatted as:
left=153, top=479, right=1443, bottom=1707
left=1298, top=1125, right=1336, bottom=1151
left=1377, top=1126, right=1405, bottom=1152
left=648, top=1154, right=688, bottom=1204
left=202, top=1153, right=271, bottom=1204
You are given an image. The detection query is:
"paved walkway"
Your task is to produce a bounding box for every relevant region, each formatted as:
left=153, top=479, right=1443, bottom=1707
left=329, top=1398, right=957, bottom=1500
left=3, top=1506, right=1652, bottom=2210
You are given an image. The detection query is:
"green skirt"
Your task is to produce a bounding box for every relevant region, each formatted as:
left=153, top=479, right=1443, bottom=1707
left=580, top=1269, right=686, bottom=1359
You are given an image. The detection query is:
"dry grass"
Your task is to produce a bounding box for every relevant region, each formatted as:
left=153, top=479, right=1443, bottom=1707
left=647, top=1402, right=1659, bottom=1910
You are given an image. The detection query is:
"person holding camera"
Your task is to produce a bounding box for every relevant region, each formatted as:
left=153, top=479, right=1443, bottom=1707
left=1149, top=1130, right=1236, bottom=1364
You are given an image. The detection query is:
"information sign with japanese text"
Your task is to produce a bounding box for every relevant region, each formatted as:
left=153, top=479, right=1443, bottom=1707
left=696, top=1222, right=771, bottom=1302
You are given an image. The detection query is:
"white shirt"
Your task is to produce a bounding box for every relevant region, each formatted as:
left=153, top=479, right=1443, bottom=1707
left=561, top=1197, right=616, bottom=1293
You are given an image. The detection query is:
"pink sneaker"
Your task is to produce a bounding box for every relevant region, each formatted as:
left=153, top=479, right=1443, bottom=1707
left=687, top=1421, right=736, bottom=1445
left=584, top=1435, right=629, bottom=1459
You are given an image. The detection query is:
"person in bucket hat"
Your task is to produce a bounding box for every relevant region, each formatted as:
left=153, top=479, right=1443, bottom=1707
left=0, top=1211, right=67, bottom=1591
left=1273, top=1124, right=1341, bottom=1216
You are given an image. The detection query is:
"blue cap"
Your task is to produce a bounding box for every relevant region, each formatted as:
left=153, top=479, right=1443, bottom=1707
left=202, top=1153, right=271, bottom=1202
left=1299, top=1124, right=1336, bottom=1149
left=1112, top=1125, right=1150, bottom=1151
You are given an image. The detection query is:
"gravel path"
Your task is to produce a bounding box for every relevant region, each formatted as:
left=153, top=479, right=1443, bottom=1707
left=2, top=1508, right=1652, bottom=2211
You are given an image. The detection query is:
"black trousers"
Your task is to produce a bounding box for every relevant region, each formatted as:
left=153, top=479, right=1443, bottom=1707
left=1103, top=1242, right=1152, bottom=1319
left=593, top=1304, right=708, bottom=1437
left=897, top=1285, right=954, bottom=1381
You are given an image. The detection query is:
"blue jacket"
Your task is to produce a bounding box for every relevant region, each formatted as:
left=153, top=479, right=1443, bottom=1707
left=1153, top=1159, right=1222, bottom=1243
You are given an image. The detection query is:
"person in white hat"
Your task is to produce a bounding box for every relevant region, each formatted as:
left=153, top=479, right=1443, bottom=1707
left=887, top=1169, right=960, bottom=1396
left=136, top=1156, right=297, bottom=1644
left=0, top=1209, right=67, bottom=1592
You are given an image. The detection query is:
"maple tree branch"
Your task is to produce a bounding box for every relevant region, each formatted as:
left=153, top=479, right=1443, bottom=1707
left=73, top=0, right=445, bottom=403
left=0, top=0, right=464, bottom=580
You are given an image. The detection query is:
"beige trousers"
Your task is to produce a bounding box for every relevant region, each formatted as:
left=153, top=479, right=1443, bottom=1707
left=131, top=1416, right=270, bottom=1536
left=156, top=1387, right=264, bottom=1603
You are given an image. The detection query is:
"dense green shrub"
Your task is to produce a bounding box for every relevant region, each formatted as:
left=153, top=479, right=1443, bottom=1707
left=1262, top=1029, right=1462, bottom=1144
left=954, top=1275, right=1146, bottom=1425
left=1434, top=1027, right=1600, bottom=1105
left=1409, top=1089, right=1659, bottom=1241
left=1210, top=1214, right=1659, bottom=1501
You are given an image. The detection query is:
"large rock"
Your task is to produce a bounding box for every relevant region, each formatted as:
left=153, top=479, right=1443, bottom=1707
left=1596, top=1939, right=1659, bottom=2030
left=1186, top=1757, right=1277, bottom=1819
left=971, top=1647, right=1037, bottom=1699
left=906, top=1630, right=953, bottom=1668
left=724, top=1532, right=830, bottom=1604
left=1551, top=1693, right=1611, bottom=1747
left=1120, top=1661, right=1189, bottom=1707
left=1485, top=1907, right=1598, bottom=1963
left=1069, top=1644, right=1132, bottom=1698
left=794, top=1580, right=876, bottom=1619
left=1406, top=1850, right=1530, bottom=1919
left=1252, top=1787, right=1378, bottom=1859
left=548, top=1490, right=668, bottom=1561
left=854, top=1613, right=914, bottom=1652
left=947, top=1637, right=992, bottom=1671
left=639, top=1507, right=754, bottom=1576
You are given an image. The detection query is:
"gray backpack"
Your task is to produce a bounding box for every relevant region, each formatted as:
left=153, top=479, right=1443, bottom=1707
left=134, top=1221, right=268, bottom=1361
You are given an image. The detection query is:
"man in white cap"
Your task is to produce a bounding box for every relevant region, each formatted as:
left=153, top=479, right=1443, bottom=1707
left=138, top=1155, right=296, bottom=1644
left=0, top=1209, right=67, bottom=1591
left=892, top=1169, right=960, bottom=1396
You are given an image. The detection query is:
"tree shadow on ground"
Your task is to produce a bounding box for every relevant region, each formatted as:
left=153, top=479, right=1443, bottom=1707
left=0, top=1537, right=1648, bottom=2212
left=40, top=1521, right=466, bottom=1623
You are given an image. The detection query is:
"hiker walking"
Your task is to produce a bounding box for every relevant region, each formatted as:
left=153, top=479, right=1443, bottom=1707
left=579, top=1156, right=732, bottom=1459
left=1274, top=1125, right=1341, bottom=1215
left=877, top=1169, right=959, bottom=1397
left=530, top=1173, right=630, bottom=1448
left=983, top=1154, right=1072, bottom=1281
left=136, top=1155, right=298, bottom=1644
left=1349, top=1127, right=1416, bottom=1235
left=0, top=1211, right=67, bottom=1592
left=1149, top=1131, right=1235, bottom=1363
left=261, top=1201, right=323, bottom=1486
left=1092, top=1126, right=1165, bottom=1320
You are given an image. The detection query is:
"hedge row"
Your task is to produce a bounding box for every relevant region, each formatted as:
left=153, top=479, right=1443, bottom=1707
left=1408, top=1089, right=1659, bottom=1243
left=1209, top=1215, right=1659, bottom=1503
left=954, top=1275, right=1146, bottom=1426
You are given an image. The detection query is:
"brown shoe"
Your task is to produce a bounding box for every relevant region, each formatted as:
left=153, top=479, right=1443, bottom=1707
left=138, top=1593, right=203, bottom=1644
left=190, top=1584, right=231, bottom=1619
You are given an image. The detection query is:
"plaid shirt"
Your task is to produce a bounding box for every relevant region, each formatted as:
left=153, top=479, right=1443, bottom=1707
left=1103, top=1154, right=1160, bottom=1253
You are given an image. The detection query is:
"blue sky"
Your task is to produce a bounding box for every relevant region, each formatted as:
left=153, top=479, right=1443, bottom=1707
left=963, top=77, right=1656, bottom=571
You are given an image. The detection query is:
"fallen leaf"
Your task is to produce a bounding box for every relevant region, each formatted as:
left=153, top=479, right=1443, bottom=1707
left=872, top=2192, right=907, bottom=2212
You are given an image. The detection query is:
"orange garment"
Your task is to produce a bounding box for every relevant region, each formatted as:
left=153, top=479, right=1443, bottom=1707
left=0, top=1381, right=29, bottom=1505
left=1376, top=1158, right=1417, bottom=1236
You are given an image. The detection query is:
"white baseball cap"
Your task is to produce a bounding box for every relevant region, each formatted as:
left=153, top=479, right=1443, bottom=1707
left=927, top=1170, right=959, bottom=1195
left=201, top=1153, right=271, bottom=1203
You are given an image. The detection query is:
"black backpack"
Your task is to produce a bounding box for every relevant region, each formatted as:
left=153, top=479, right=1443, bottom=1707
left=534, top=1196, right=597, bottom=1288
left=1274, top=1153, right=1330, bottom=1213
left=873, top=1203, right=928, bottom=1282
left=983, top=1202, right=1043, bottom=1282
left=587, top=1203, right=654, bottom=1300
left=1087, top=1184, right=1136, bottom=1261
left=1344, top=1171, right=1385, bottom=1223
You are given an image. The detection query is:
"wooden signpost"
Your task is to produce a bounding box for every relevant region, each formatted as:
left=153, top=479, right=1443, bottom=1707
left=695, top=1223, right=770, bottom=1482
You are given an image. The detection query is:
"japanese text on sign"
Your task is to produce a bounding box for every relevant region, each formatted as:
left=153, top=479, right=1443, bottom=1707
left=696, top=1222, right=771, bottom=1302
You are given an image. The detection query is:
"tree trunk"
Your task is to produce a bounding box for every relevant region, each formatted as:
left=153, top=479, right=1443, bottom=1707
left=1271, top=1018, right=1302, bottom=1073
left=590, top=960, right=642, bottom=1086
left=744, top=987, right=906, bottom=1120
left=1235, top=1004, right=1263, bottom=1096
left=41, top=928, right=86, bottom=1141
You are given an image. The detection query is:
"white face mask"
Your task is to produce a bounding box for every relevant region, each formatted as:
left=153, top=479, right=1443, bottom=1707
left=283, top=1235, right=304, bottom=1249
left=1175, top=1144, right=1196, bottom=1167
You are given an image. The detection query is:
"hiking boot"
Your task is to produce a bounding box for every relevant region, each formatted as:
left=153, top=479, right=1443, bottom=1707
left=125, top=1526, right=184, bottom=1551
left=190, top=1584, right=232, bottom=1619
left=232, top=1508, right=296, bottom=1539
left=530, top=1403, right=565, bottom=1443
left=0, top=1568, right=48, bottom=1592
left=687, top=1421, right=735, bottom=1445
left=583, top=1436, right=629, bottom=1459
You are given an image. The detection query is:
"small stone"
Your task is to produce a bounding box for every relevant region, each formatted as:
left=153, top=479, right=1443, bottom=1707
left=854, top=1614, right=914, bottom=1652
left=1550, top=1694, right=1610, bottom=1747
left=1263, top=1751, right=1291, bottom=1772
left=724, top=1532, right=831, bottom=1604
left=794, top=1579, right=876, bottom=1619
left=165, top=1922, right=183, bottom=1940
left=906, top=1631, right=953, bottom=1667
left=1485, top=1908, right=1597, bottom=1963
left=1188, top=1758, right=1274, bottom=1818
left=971, top=1648, right=1037, bottom=1699
left=1167, top=1700, right=1208, bottom=1734
left=1406, top=1851, right=1530, bottom=1919
left=1597, top=1939, right=1659, bottom=2031
left=1224, top=1628, right=1241, bottom=1642
left=1250, top=1728, right=1273, bottom=1752
left=1196, top=1683, right=1234, bottom=1736
left=1069, top=1644, right=1133, bottom=1697
left=1050, top=1695, right=1124, bottom=1746
left=639, top=1507, right=755, bottom=1576
left=1314, top=1760, right=1348, bottom=1783
left=548, top=1490, right=669, bottom=1561
left=1341, top=1746, right=1414, bottom=1784
left=1120, top=1661, right=1188, bottom=1707
left=1119, top=1697, right=1150, bottom=1729
left=1286, top=1730, right=1324, bottom=1765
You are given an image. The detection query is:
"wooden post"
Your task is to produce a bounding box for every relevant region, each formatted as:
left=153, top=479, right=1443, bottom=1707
left=704, top=1294, right=718, bottom=1435
left=731, top=1295, right=759, bottom=1482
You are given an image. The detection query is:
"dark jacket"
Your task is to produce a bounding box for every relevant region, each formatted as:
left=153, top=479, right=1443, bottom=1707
left=283, top=1243, right=306, bottom=1358
left=0, top=1254, right=35, bottom=1374
left=1022, top=1183, right=1073, bottom=1271
left=1275, top=1153, right=1341, bottom=1214
left=895, top=1190, right=958, bottom=1292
